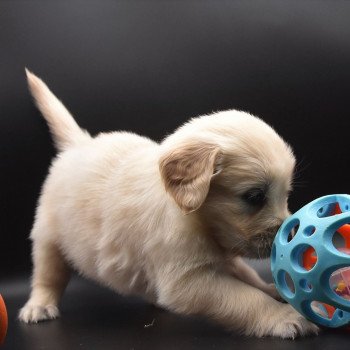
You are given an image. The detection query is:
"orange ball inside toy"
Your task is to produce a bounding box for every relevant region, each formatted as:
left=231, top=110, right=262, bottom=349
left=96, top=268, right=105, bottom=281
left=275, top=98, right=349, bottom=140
left=0, top=294, right=8, bottom=344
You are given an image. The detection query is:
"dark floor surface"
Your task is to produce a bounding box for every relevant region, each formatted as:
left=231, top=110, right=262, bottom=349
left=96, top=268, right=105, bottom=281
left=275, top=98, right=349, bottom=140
left=2, top=262, right=350, bottom=350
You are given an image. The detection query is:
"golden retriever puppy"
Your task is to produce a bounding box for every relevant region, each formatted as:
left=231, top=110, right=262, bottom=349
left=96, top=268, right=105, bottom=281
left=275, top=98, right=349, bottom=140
left=19, top=70, right=318, bottom=338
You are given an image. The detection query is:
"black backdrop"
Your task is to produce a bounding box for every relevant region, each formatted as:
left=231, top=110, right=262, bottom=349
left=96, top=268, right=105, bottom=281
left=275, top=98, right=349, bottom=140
left=2, top=0, right=350, bottom=277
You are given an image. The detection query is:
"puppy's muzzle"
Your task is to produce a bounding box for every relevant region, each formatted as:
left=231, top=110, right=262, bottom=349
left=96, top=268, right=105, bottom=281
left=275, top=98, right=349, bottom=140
left=248, top=224, right=282, bottom=259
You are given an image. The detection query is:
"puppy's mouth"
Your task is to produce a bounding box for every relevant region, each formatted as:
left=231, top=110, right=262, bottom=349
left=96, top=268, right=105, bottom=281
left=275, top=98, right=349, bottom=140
left=213, top=222, right=282, bottom=259
left=243, top=220, right=284, bottom=259
left=242, top=229, right=279, bottom=259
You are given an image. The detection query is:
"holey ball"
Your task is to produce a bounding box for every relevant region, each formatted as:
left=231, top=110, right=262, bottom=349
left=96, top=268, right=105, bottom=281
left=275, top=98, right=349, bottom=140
left=271, top=194, right=350, bottom=328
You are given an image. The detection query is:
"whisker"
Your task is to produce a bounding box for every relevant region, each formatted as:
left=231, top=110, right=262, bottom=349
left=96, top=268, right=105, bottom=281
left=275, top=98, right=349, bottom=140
left=294, top=157, right=311, bottom=180
left=291, top=181, right=308, bottom=189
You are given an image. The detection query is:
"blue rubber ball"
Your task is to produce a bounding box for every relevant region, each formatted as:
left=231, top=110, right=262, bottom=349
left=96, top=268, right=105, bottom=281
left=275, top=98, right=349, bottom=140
left=271, top=194, right=350, bottom=328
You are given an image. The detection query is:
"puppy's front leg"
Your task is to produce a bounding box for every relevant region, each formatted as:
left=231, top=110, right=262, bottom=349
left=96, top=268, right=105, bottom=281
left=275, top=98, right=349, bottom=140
left=228, top=257, right=280, bottom=300
left=157, top=267, right=318, bottom=338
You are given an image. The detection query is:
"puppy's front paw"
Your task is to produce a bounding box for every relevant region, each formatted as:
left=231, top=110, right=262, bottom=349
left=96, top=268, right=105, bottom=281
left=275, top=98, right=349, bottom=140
left=18, top=303, right=60, bottom=324
left=269, top=304, right=319, bottom=339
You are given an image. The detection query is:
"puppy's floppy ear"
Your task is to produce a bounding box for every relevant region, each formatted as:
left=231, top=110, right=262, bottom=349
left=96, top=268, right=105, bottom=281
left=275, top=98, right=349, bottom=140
left=159, top=141, right=222, bottom=214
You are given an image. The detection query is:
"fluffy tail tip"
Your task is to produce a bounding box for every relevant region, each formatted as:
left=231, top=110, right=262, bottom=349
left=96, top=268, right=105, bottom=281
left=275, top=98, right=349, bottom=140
left=24, top=67, right=34, bottom=80
left=24, top=68, right=42, bottom=89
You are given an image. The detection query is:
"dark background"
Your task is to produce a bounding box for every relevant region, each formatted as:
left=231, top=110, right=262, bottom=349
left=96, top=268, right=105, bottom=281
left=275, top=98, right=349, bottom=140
left=1, top=0, right=350, bottom=277
left=3, top=1, right=350, bottom=349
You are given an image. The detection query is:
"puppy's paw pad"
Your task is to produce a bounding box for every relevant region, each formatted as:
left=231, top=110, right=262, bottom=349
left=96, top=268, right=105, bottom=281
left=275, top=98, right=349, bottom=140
left=18, top=304, right=60, bottom=323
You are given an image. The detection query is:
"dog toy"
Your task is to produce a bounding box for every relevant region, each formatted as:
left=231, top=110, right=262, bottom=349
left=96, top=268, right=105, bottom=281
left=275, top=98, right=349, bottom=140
left=0, top=294, right=8, bottom=344
left=271, top=194, right=350, bottom=328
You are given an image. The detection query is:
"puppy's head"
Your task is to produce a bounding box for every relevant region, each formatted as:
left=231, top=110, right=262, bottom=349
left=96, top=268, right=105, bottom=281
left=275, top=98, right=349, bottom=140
left=159, top=110, right=295, bottom=259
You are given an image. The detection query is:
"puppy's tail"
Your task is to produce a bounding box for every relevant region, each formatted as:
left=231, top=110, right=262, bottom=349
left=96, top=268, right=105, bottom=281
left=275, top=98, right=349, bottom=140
left=25, top=68, right=91, bottom=151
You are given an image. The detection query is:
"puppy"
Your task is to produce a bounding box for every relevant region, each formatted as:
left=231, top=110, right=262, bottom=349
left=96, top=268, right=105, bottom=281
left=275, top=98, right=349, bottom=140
left=19, top=70, right=318, bottom=338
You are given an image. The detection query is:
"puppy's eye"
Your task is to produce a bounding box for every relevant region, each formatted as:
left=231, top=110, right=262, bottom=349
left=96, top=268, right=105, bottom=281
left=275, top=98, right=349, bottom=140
left=242, top=188, right=266, bottom=206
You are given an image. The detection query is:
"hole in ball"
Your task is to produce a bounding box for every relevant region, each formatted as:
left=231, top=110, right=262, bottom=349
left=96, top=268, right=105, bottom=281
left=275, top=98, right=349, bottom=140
left=332, top=225, right=350, bottom=255
left=277, top=270, right=295, bottom=298
left=317, top=202, right=346, bottom=218
left=303, top=225, right=316, bottom=237
left=291, top=244, right=317, bottom=271
left=282, top=218, right=300, bottom=244
left=299, top=279, right=313, bottom=292
left=329, top=266, right=350, bottom=302
left=311, top=301, right=336, bottom=320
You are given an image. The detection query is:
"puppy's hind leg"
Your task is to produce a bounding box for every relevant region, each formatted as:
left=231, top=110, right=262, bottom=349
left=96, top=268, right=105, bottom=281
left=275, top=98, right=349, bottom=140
left=19, top=238, right=70, bottom=323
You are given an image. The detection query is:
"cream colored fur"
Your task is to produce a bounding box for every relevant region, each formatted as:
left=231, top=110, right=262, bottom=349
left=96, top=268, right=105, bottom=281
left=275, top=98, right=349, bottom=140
left=19, top=70, right=318, bottom=338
